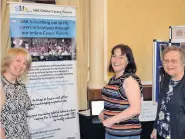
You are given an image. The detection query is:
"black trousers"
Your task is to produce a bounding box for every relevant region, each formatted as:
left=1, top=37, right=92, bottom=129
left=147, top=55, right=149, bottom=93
left=157, top=133, right=165, bottom=139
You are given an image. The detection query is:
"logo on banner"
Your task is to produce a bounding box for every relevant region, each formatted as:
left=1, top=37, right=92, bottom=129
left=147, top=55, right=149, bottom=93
left=15, top=5, right=28, bottom=12
left=176, top=29, right=183, bottom=36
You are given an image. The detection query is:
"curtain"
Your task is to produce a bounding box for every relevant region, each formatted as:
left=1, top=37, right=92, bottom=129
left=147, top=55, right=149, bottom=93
left=1, top=0, right=22, bottom=60
left=55, top=0, right=89, bottom=110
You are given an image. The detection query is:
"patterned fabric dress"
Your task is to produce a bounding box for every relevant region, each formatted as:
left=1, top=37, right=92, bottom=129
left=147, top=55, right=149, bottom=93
left=157, top=79, right=179, bottom=139
left=101, top=73, right=143, bottom=137
left=0, top=75, right=31, bottom=139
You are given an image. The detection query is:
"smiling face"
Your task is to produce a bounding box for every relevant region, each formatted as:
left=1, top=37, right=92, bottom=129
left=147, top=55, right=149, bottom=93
left=111, top=48, right=128, bottom=77
left=162, top=50, right=185, bottom=80
left=7, top=53, right=28, bottom=79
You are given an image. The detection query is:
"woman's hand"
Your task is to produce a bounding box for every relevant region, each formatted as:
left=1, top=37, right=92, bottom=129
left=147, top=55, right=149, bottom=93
left=98, top=111, right=104, bottom=122
left=102, top=118, right=114, bottom=127
left=99, top=111, right=114, bottom=127
left=150, top=128, right=157, bottom=139
left=0, top=127, right=6, bottom=139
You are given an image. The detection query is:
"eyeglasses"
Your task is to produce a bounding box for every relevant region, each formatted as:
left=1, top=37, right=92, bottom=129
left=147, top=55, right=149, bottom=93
left=162, top=59, right=181, bottom=65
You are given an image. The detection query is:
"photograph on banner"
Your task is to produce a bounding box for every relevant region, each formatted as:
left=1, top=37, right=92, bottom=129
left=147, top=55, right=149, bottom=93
left=11, top=37, right=76, bottom=61
left=10, top=3, right=80, bottom=139
left=159, top=44, right=168, bottom=61
left=159, top=43, right=168, bottom=88
left=153, top=40, right=169, bottom=102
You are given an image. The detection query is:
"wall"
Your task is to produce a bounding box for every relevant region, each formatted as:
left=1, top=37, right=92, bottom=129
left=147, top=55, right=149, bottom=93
left=107, top=0, right=185, bottom=81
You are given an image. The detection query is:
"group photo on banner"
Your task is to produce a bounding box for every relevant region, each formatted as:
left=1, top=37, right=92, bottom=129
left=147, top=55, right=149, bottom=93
left=9, top=2, right=80, bottom=139
left=153, top=40, right=169, bottom=102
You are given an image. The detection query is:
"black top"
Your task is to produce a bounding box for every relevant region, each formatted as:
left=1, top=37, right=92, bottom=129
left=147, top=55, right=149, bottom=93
left=154, top=72, right=185, bottom=139
left=157, top=79, right=179, bottom=138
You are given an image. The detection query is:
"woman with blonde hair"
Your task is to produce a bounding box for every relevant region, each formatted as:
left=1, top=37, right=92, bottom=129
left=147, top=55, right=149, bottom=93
left=0, top=48, right=32, bottom=139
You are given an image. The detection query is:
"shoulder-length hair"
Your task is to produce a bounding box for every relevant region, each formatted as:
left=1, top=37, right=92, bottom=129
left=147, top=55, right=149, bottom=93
left=1, top=48, right=32, bottom=80
left=108, top=44, right=137, bottom=74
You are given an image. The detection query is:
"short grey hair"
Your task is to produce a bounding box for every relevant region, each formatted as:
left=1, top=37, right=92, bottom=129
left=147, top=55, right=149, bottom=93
left=162, top=45, right=185, bottom=64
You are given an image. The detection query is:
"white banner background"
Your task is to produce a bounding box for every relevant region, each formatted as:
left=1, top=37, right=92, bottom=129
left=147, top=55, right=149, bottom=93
left=9, top=3, right=80, bottom=139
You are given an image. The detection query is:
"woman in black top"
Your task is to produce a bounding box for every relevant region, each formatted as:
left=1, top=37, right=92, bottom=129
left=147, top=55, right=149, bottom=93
left=151, top=46, right=185, bottom=139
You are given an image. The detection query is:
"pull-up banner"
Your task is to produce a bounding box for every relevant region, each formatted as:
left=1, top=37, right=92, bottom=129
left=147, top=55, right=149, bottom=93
left=153, top=40, right=169, bottom=102
left=9, top=2, right=80, bottom=139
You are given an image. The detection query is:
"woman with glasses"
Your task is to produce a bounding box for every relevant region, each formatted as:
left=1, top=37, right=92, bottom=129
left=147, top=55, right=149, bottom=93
left=151, top=46, right=185, bottom=139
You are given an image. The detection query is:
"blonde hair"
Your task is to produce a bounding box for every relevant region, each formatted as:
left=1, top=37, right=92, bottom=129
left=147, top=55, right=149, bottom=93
left=162, top=45, right=185, bottom=64
left=1, top=48, right=32, bottom=80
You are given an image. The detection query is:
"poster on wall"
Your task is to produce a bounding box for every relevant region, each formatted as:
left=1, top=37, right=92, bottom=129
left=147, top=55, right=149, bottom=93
left=169, top=26, right=185, bottom=42
left=153, top=40, right=169, bottom=102
left=9, top=2, right=80, bottom=139
left=169, top=26, right=185, bottom=50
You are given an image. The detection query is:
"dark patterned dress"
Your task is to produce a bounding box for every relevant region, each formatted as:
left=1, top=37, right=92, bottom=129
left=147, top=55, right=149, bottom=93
left=157, top=79, right=179, bottom=139
left=0, top=75, right=31, bottom=139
